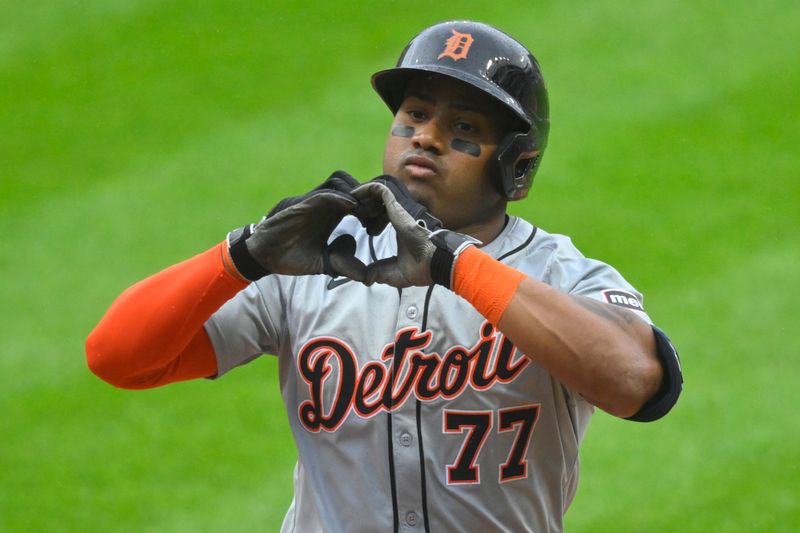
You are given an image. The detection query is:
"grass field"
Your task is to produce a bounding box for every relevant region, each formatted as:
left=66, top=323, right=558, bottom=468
left=2, top=1, right=799, bottom=531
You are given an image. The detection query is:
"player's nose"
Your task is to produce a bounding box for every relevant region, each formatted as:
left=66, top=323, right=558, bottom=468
left=412, top=118, right=445, bottom=155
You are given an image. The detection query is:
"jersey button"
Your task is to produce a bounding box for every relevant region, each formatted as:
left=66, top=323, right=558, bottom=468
left=405, top=511, right=419, bottom=526
left=406, top=305, right=419, bottom=319
left=399, top=432, right=413, bottom=447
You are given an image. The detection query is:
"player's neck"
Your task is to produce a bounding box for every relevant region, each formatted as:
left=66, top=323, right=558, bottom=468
left=457, top=213, right=509, bottom=247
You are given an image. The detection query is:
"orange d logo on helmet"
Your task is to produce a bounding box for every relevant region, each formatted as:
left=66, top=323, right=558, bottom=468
left=437, top=29, right=474, bottom=61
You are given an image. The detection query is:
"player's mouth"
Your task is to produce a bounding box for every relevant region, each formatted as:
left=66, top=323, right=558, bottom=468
left=403, top=154, right=439, bottom=178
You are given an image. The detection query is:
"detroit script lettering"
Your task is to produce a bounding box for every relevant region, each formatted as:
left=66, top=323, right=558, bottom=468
left=297, top=322, right=529, bottom=432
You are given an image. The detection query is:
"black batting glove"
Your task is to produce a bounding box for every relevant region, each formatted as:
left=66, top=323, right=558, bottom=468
left=351, top=181, right=479, bottom=288
left=354, top=174, right=442, bottom=236
left=227, top=170, right=367, bottom=282
left=266, top=170, right=360, bottom=218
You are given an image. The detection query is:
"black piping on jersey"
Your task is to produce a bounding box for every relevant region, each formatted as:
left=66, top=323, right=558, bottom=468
left=369, top=234, right=378, bottom=264
left=497, top=225, right=537, bottom=262
left=386, top=295, right=400, bottom=533
left=376, top=234, right=401, bottom=532
left=386, top=391, right=400, bottom=532
left=417, top=284, right=435, bottom=533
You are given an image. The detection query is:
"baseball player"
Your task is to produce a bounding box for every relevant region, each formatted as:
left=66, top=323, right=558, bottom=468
left=87, top=21, right=682, bottom=532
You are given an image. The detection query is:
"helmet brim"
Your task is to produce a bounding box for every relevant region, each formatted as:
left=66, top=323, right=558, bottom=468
left=371, top=66, right=532, bottom=129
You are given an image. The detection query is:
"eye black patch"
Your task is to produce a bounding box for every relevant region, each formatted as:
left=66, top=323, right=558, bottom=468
left=451, top=138, right=481, bottom=157
left=391, top=125, right=415, bottom=137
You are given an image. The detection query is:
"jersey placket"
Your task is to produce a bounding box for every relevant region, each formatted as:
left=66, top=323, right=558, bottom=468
left=389, top=286, right=429, bottom=531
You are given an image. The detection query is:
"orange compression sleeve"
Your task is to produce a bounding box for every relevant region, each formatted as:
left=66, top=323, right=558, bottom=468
left=452, top=246, right=526, bottom=325
left=86, top=242, right=249, bottom=389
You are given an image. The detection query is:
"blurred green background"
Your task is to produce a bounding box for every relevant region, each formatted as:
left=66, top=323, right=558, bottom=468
left=2, top=0, right=798, bottom=531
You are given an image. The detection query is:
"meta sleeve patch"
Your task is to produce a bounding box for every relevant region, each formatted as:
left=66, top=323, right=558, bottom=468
left=601, top=289, right=644, bottom=311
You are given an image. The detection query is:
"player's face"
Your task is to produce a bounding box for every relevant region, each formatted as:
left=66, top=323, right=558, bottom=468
left=382, top=75, right=509, bottom=235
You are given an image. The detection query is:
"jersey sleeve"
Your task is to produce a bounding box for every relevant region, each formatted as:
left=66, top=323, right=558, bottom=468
left=204, top=274, right=286, bottom=378
left=541, top=235, right=652, bottom=323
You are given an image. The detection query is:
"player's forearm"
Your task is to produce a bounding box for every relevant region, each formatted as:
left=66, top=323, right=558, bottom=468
left=86, top=243, right=248, bottom=389
left=497, top=281, right=662, bottom=418
left=452, top=247, right=662, bottom=418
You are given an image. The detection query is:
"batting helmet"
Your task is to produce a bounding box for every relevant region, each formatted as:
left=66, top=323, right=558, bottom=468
left=372, top=21, right=549, bottom=200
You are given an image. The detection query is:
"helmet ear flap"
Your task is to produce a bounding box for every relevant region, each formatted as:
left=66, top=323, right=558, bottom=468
left=491, top=132, right=542, bottom=200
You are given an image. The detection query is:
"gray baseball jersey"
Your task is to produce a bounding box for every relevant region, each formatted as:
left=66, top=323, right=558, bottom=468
left=204, top=215, right=654, bottom=532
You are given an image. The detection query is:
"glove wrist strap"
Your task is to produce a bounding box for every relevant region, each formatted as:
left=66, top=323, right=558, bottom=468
left=430, top=247, right=455, bottom=288
left=429, top=230, right=481, bottom=289
left=227, top=225, right=270, bottom=281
